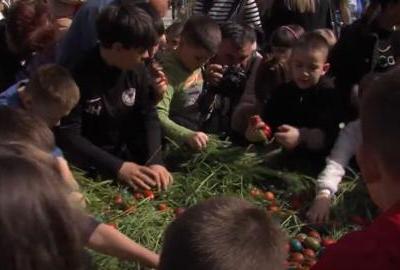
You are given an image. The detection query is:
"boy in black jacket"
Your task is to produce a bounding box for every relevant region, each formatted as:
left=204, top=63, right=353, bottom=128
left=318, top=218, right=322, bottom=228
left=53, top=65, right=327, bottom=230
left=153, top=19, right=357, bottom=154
left=57, top=2, right=172, bottom=190
left=247, top=32, right=341, bottom=164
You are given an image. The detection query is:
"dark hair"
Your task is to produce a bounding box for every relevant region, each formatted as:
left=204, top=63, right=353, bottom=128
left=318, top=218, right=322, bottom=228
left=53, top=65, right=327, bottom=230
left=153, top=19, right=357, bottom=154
left=292, top=31, right=330, bottom=58
left=26, top=64, right=80, bottom=115
left=166, top=21, right=184, bottom=38
left=181, top=15, right=222, bottom=54
left=361, top=67, right=400, bottom=172
left=5, top=0, right=57, bottom=54
left=0, top=149, right=84, bottom=270
left=159, top=197, right=287, bottom=270
left=96, top=1, right=158, bottom=49
left=136, top=2, right=165, bottom=36
left=0, top=107, right=55, bottom=152
left=220, top=21, right=256, bottom=48
left=270, top=25, right=304, bottom=48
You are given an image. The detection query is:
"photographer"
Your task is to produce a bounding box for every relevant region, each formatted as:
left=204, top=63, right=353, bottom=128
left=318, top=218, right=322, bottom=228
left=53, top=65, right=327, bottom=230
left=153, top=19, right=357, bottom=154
left=200, top=22, right=262, bottom=136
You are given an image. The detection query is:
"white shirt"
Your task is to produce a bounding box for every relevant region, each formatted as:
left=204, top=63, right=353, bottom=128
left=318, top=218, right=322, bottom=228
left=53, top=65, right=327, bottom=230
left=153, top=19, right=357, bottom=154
left=317, top=120, right=361, bottom=195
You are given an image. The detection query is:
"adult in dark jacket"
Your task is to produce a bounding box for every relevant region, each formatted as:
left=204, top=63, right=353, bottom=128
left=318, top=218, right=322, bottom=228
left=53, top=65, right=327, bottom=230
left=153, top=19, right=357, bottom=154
left=56, top=2, right=172, bottom=190
left=329, top=0, right=400, bottom=120
left=262, top=0, right=332, bottom=40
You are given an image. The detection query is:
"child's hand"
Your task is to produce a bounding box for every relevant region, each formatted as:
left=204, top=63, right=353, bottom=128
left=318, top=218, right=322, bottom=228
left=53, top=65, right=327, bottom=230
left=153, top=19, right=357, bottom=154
left=307, top=193, right=332, bottom=224
left=186, top=132, right=209, bottom=151
left=149, top=164, right=173, bottom=191
left=205, top=64, right=224, bottom=86
left=118, top=162, right=158, bottom=190
left=151, top=69, right=168, bottom=104
left=275, top=125, right=300, bottom=150
left=245, top=121, right=268, bottom=142
left=148, top=60, right=168, bottom=103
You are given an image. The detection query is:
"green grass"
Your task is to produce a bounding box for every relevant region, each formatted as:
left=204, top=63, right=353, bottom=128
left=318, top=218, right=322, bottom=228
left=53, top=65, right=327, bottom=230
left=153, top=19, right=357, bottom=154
left=76, top=138, right=374, bottom=269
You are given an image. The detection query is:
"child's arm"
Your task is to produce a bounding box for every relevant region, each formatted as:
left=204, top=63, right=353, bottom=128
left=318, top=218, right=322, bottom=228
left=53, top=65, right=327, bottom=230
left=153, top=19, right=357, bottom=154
left=307, top=120, right=361, bottom=223
left=87, top=223, right=159, bottom=268
left=56, top=156, right=86, bottom=208
left=157, top=85, right=208, bottom=150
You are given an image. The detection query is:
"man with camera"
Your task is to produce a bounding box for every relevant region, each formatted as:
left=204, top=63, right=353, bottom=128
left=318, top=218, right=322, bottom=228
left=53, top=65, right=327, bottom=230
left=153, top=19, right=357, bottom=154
left=200, top=22, right=262, bottom=137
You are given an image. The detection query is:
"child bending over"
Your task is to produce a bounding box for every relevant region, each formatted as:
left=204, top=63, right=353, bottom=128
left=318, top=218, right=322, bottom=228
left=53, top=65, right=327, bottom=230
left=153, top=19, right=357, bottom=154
left=157, top=15, right=221, bottom=150
left=159, top=197, right=287, bottom=270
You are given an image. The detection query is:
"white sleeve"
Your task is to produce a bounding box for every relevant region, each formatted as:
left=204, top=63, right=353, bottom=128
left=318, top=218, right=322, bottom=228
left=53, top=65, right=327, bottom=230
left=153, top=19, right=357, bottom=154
left=316, top=120, right=361, bottom=194
left=329, top=120, right=361, bottom=167
left=316, top=159, right=346, bottom=194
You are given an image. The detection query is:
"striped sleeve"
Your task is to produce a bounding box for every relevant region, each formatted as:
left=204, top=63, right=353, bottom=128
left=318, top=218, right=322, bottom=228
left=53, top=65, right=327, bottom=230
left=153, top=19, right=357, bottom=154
left=243, top=0, right=262, bottom=28
left=193, top=0, right=205, bottom=15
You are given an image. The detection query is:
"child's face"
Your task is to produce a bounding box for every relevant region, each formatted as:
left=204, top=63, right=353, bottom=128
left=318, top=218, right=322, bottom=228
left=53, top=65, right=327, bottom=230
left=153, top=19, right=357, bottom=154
left=178, top=40, right=213, bottom=71
left=290, top=48, right=329, bottom=89
left=111, top=44, right=149, bottom=70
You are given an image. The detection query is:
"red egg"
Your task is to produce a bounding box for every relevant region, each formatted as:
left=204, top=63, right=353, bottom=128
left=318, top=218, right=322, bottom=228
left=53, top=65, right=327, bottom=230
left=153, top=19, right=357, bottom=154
left=308, top=230, right=321, bottom=242
left=264, top=191, right=275, bottom=201
left=143, top=190, right=155, bottom=200
left=302, top=248, right=316, bottom=258
left=322, top=237, right=336, bottom=247
left=290, top=252, right=304, bottom=263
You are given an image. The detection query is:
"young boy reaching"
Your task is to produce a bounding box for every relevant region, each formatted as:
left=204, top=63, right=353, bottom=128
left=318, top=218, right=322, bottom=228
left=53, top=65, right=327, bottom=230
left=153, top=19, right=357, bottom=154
left=156, top=15, right=221, bottom=150
left=57, top=2, right=172, bottom=190
left=311, top=67, right=400, bottom=270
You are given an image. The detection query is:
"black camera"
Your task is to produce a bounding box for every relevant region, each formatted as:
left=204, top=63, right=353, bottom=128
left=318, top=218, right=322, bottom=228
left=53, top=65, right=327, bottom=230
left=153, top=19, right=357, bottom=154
left=210, top=65, right=247, bottom=98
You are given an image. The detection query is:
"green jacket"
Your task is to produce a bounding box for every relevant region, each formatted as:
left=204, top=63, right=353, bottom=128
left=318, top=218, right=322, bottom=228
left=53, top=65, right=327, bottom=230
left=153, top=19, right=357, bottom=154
left=157, top=51, right=204, bottom=143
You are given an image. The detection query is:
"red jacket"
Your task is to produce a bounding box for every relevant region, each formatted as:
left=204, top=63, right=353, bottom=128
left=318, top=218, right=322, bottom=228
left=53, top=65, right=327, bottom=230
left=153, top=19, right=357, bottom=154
left=312, top=202, right=400, bottom=270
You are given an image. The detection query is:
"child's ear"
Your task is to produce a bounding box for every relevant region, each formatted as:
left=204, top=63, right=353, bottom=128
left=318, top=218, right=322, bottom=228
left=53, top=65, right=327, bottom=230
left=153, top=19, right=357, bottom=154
left=321, top=63, right=330, bottom=75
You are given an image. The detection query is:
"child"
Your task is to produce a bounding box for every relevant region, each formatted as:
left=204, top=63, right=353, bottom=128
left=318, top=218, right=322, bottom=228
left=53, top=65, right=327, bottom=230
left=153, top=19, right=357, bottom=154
left=248, top=32, right=342, bottom=156
left=0, top=106, right=85, bottom=207
left=313, top=28, right=337, bottom=49
left=159, top=197, right=287, bottom=270
left=254, top=25, right=304, bottom=110
left=165, top=21, right=184, bottom=51
left=57, top=2, right=172, bottom=190
left=311, top=65, right=400, bottom=270
left=0, top=144, right=159, bottom=269
left=156, top=15, right=221, bottom=150
left=306, top=74, right=377, bottom=223
left=0, top=64, right=80, bottom=127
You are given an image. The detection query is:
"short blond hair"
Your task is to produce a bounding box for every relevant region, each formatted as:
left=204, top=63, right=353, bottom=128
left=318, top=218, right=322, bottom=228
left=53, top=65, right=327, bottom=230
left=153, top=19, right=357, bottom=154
left=25, top=64, right=80, bottom=115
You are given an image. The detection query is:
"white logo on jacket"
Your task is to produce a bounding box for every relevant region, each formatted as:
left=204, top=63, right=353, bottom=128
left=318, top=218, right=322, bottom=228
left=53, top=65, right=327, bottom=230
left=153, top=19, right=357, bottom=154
left=122, top=88, right=136, bottom=106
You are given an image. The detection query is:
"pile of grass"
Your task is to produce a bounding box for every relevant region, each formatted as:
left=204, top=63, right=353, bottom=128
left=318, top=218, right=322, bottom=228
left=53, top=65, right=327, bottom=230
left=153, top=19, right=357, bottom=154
left=76, top=138, right=373, bottom=270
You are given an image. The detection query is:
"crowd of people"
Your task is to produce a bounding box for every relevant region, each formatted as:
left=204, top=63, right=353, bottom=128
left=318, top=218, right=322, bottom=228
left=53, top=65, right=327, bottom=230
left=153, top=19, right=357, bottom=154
left=0, top=0, right=400, bottom=269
